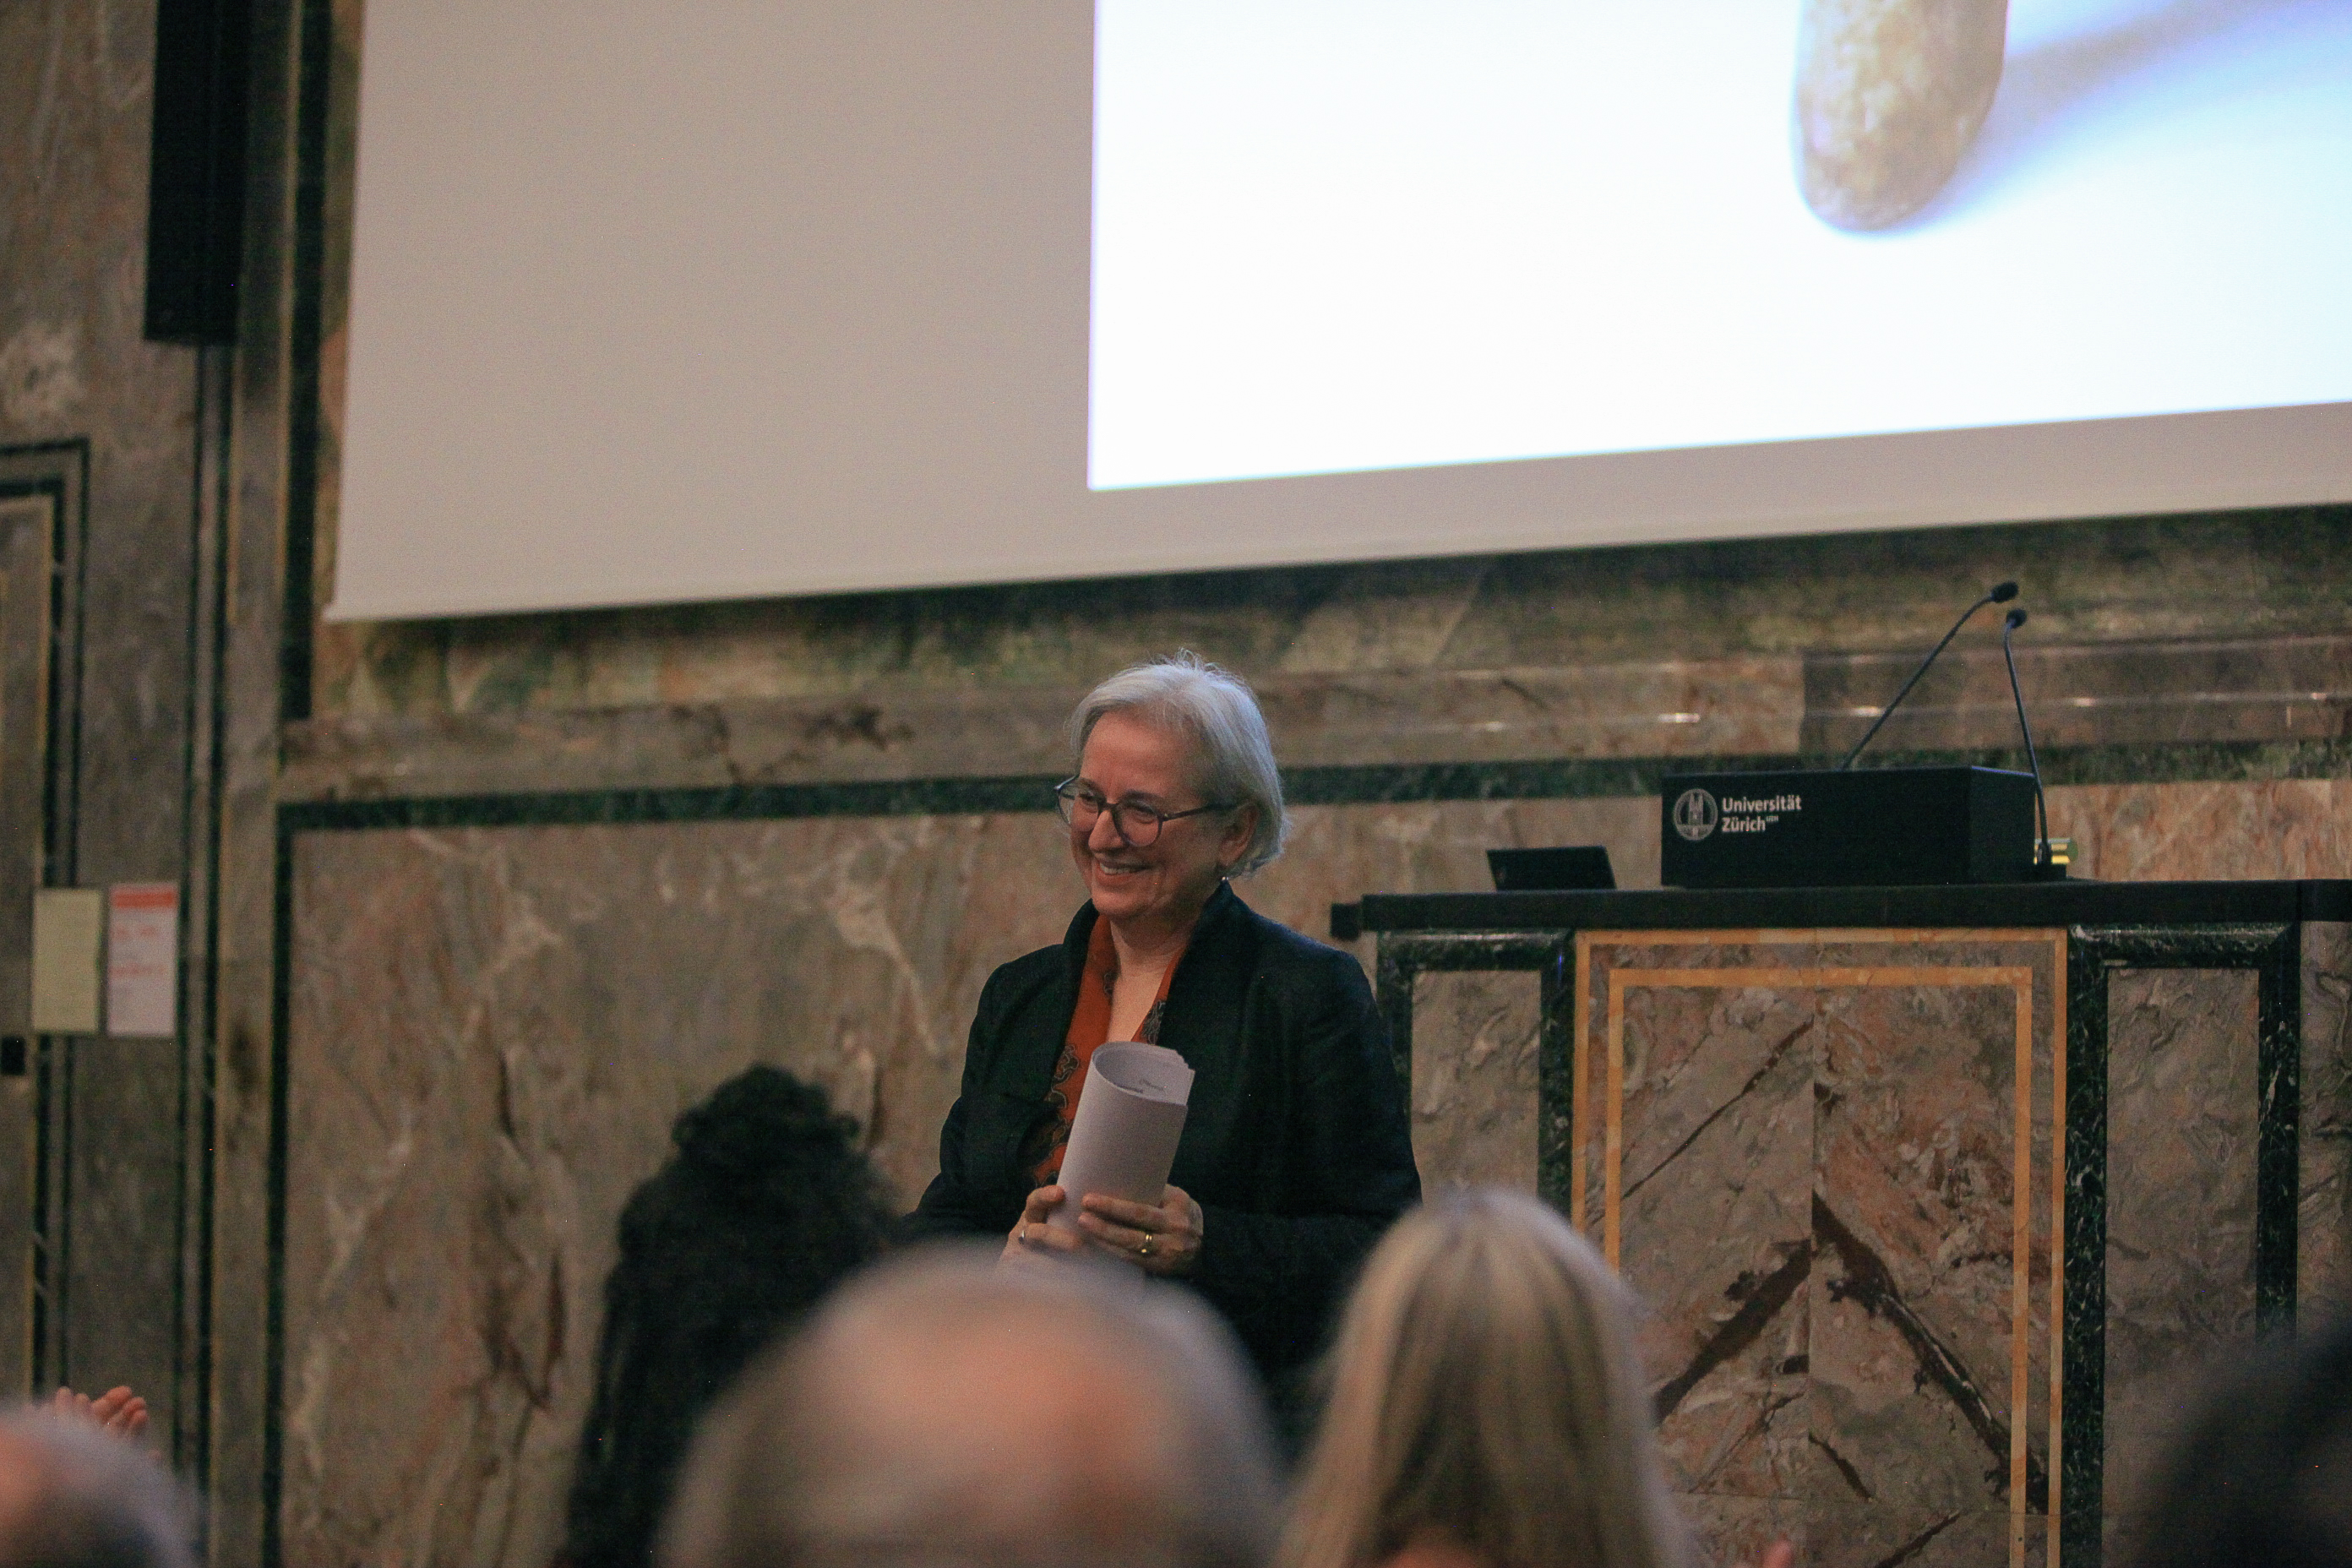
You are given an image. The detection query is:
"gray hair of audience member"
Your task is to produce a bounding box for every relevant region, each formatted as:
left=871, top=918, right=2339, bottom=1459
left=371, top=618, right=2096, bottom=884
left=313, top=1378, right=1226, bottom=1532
left=1069, top=651, right=1288, bottom=877
left=0, top=1409, right=196, bottom=1568
left=660, top=1245, right=1282, bottom=1568
left=1279, top=1187, right=1688, bottom=1568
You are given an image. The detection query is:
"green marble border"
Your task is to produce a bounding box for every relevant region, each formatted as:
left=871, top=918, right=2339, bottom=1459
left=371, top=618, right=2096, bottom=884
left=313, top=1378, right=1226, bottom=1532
left=275, top=738, right=2352, bottom=834
left=2, top=441, right=93, bottom=1415
left=278, top=0, right=335, bottom=727
left=275, top=775, right=1063, bottom=833
left=1370, top=934, right=1574, bottom=1214
left=2061, top=923, right=2302, bottom=1568
left=266, top=7, right=342, bottom=1562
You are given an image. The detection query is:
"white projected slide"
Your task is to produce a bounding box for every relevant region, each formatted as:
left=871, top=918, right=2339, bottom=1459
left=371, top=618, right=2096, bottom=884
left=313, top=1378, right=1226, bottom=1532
left=331, top=0, right=2352, bottom=619
left=1091, top=0, right=2352, bottom=490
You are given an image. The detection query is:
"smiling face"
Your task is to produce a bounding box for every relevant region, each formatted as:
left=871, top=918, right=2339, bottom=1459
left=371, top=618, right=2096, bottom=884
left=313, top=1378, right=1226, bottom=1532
left=1070, top=710, right=1255, bottom=940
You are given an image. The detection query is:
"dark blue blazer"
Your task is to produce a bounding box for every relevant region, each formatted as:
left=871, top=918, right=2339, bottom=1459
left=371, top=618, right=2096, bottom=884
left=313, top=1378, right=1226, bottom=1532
left=902, top=883, right=1421, bottom=1386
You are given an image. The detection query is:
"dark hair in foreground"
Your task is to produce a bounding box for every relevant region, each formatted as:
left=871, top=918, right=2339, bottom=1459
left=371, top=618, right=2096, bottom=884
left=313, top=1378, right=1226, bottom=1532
left=0, top=1409, right=195, bottom=1568
left=2123, top=1315, right=2352, bottom=1568
left=562, top=1066, right=895, bottom=1568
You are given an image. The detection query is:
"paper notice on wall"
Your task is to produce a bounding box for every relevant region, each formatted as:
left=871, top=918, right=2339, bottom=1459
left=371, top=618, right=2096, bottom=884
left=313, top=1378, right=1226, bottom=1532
left=105, top=884, right=179, bottom=1038
left=30, top=889, right=104, bottom=1035
left=1046, top=1041, right=1195, bottom=1239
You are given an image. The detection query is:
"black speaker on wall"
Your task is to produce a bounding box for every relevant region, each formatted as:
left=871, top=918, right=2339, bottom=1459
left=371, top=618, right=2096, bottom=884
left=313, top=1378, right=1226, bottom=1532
left=144, top=0, right=254, bottom=344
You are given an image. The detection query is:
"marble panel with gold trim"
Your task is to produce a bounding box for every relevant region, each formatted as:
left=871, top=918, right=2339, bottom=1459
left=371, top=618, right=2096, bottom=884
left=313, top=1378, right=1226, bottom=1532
left=1571, top=930, right=2067, bottom=1568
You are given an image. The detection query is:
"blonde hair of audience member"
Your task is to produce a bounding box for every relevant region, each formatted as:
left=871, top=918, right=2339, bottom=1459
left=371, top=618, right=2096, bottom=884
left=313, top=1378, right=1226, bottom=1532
left=1280, top=1189, right=1687, bottom=1568
left=661, top=1245, right=1281, bottom=1568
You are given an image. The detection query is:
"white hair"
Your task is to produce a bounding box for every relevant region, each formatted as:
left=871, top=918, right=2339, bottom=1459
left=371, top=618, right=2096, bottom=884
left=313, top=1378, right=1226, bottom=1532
left=0, top=1407, right=199, bottom=1568
left=662, top=1246, right=1281, bottom=1568
left=1069, top=652, right=1288, bottom=877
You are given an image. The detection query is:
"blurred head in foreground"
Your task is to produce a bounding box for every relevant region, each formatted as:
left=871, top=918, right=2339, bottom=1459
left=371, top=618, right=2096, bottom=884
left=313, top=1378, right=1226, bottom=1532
left=0, top=1409, right=193, bottom=1568
left=2122, top=1315, right=2352, bottom=1568
left=662, top=1245, right=1281, bottom=1568
left=1280, top=1188, right=1686, bottom=1568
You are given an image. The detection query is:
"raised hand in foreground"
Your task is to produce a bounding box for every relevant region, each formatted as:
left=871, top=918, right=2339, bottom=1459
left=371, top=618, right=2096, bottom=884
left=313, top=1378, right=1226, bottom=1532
left=47, top=1385, right=149, bottom=1440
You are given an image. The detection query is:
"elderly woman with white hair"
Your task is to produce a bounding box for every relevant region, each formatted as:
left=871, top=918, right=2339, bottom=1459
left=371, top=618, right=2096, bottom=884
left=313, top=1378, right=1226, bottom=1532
left=903, top=652, right=1421, bottom=1407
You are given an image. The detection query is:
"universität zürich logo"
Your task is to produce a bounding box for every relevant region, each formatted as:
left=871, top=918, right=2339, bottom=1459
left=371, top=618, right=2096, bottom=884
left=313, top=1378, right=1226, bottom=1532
left=1672, top=787, right=1719, bottom=841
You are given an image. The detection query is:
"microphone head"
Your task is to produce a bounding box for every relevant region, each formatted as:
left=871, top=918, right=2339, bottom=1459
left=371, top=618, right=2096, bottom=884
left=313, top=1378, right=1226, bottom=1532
left=1990, top=581, right=2020, bottom=602
left=2005, top=607, right=2028, bottom=629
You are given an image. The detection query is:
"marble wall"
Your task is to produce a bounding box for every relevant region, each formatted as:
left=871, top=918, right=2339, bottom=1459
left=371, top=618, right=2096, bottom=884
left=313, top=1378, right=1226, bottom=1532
left=276, top=776, right=2352, bottom=1567
left=1409, top=969, right=1543, bottom=1195
left=2, top=0, right=218, bottom=1471
left=281, top=815, right=1061, bottom=1567
left=1578, top=934, right=2061, bottom=1568
left=276, top=799, right=1630, bottom=1567
left=307, top=514, right=2352, bottom=727
left=2302, top=923, right=2352, bottom=1326
left=1394, top=911, right=2352, bottom=1567
left=2099, top=970, right=2257, bottom=1559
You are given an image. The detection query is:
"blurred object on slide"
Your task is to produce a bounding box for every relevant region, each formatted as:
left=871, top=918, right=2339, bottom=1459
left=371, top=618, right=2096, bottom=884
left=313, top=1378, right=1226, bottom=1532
left=1795, top=0, right=2008, bottom=228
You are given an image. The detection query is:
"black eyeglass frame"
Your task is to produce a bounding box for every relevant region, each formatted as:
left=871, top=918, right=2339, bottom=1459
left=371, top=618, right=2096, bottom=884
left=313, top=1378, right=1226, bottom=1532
left=1053, top=777, right=1235, bottom=847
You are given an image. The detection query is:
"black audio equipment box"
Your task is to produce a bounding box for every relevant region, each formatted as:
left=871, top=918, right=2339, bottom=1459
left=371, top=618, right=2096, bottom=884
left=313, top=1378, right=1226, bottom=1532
left=1488, top=846, right=1616, bottom=891
left=1659, top=766, right=2040, bottom=889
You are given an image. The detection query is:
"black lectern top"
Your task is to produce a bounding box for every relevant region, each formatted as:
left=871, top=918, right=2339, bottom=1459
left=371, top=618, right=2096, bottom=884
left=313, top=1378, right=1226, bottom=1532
left=1348, top=879, right=2352, bottom=937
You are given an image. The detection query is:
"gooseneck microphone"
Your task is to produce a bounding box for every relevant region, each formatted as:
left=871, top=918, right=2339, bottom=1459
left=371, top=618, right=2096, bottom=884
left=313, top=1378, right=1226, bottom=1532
left=2001, top=606, right=2050, bottom=868
left=1840, top=581, right=2020, bottom=769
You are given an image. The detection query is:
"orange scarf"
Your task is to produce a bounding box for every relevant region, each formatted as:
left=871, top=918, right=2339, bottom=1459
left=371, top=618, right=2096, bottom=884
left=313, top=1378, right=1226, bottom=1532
left=1030, top=917, right=1183, bottom=1184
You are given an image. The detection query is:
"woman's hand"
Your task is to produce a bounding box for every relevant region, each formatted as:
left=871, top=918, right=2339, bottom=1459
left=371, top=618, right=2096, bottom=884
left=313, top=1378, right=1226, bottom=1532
left=1001, top=1185, right=1088, bottom=1266
left=1078, top=1184, right=1204, bottom=1278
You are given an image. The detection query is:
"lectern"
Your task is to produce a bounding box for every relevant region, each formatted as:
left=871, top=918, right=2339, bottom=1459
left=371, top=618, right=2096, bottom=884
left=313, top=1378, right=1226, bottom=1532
left=1345, top=880, right=2352, bottom=1568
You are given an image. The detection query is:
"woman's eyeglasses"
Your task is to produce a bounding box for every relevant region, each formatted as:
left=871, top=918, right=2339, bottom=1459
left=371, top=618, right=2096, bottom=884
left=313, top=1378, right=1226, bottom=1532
left=1054, top=779, right=1232, bottom=847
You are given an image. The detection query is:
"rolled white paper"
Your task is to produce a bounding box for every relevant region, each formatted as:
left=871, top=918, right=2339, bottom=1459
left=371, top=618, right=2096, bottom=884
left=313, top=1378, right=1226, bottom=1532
left=1045, top=1040, right=1195, bottom=1239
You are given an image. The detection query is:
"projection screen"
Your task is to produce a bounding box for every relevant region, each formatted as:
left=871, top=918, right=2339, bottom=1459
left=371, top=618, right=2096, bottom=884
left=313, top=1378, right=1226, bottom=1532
left=330, top=0, right=2352, bottom=620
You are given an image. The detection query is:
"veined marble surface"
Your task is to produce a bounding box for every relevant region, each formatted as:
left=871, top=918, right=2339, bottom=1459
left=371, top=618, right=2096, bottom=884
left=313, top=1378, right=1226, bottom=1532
left=2303, top=923, right=2352, bottom=1323
left=1409, top=970, right=1541, bottom=1195
left=277, top=794, right=1669, bottom=1567
left=275, top=776, right=2352, bottom=1565
left=2050, top=780, right=2352, bottom=884
left=279, top=659, right=1803, bottom=803
left=280, top=814, right=1079, bottom=1567
left=2, top=0, right=216, bottom=1468
left=307, top=514, right=2352, bottom=725
left=1406, top=912, right=2349, bottom=1565
left=2099, top=969, right=2257, bottom=1558
left=1570, top=935, right=2061, bottom=1568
